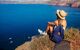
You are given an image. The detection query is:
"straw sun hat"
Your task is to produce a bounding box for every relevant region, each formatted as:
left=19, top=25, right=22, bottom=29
left=56, top=10, right=67, bottom=19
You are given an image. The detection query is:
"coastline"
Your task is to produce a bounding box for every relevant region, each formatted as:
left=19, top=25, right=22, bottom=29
left=0, top=1, right=80, bottom=8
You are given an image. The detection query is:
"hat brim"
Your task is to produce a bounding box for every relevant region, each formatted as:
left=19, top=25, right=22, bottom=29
left=57, top=10, right=65, bottom=19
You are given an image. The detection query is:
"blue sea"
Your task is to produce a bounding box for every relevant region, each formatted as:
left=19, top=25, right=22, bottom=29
left=0, top=4, right=80, bottom=50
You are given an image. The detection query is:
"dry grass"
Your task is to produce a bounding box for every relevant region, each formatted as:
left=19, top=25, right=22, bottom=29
left=15, top=28, right=80, bottom=50
left=64, top=28, right=80, bottom=50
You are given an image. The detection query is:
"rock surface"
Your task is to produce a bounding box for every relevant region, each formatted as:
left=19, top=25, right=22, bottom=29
left=54, top=41, right=70, bottom=50
left=15, top=35, right=70, bottom=50
left=15, top=28, right=80, bottom=50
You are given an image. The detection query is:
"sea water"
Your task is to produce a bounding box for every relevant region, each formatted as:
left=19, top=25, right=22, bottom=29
left=0, top=4, right=80, bottom=50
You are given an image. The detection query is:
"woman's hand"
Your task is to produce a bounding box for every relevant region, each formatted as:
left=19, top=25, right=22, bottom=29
left=48, top=22, right=54, bottom=26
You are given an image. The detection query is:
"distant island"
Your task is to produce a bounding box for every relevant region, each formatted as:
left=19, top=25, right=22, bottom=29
left=0, top=0, right=80, bottom=8
left=49, top=0, right=80, bottom=8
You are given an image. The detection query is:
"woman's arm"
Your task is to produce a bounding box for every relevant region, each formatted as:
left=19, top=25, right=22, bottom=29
left=48, top=20, right=58, bottom=26
left=48, top=22, right=55, bottom=26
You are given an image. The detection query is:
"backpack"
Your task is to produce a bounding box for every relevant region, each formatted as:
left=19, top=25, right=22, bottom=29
left=49, top=25, right=64, bottom=43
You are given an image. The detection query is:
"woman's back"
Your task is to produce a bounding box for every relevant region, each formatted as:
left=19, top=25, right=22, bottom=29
left=54, top=19, right=67, bottom=30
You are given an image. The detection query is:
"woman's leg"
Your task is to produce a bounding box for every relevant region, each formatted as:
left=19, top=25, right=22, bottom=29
left=46, top=24, right=53, bottom=33
left=45, top=24, right=53, bottom=39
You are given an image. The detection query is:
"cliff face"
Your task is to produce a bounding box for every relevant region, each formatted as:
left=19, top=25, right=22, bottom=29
left=15, top=28, right=80, bottom=50
left=15, top=35, right=71, bottom=50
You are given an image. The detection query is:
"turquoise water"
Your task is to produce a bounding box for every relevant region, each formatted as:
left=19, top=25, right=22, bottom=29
left=0, top=4, right=80, bottom=50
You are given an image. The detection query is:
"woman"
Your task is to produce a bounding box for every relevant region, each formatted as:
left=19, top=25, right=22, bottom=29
left=38, top=10, right=67, bottom=43
left=45, top=10, right=67, bottom=43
